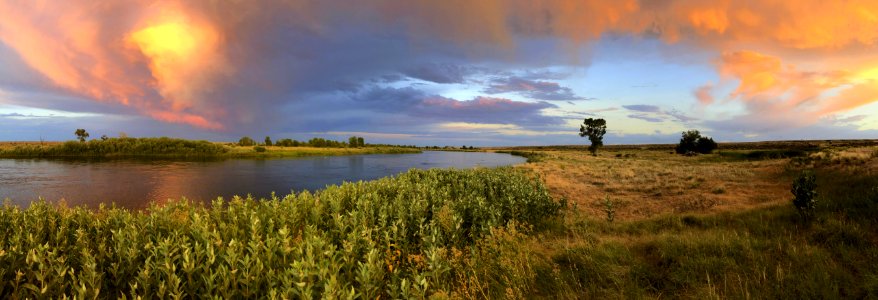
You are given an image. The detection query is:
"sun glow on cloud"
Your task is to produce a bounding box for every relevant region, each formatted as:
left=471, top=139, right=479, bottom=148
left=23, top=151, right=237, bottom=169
left=0, top=2, right=230, bottom=130
left=127, top=9, right=230, bottom=129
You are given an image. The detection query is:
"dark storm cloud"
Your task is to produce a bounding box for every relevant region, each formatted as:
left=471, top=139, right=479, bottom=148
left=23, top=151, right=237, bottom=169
left=402, top=63, right=471, bottom=84
left=348, top=87, right=560, bottom=126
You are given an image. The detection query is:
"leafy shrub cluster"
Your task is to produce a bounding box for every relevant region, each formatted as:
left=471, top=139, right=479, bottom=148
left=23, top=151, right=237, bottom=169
left=675, top=130, right=718, bottom=155
left=0, top=137, right=228, bottom=158
left=238, top=136, right=256, bottom=146
left=791, top=172, right=818, bottom=221
left=0, top=168, right=562, bottom=298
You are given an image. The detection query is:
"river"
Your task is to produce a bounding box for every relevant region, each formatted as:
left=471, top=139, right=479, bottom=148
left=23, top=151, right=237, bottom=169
left=0, top=151, right=524, bottom=209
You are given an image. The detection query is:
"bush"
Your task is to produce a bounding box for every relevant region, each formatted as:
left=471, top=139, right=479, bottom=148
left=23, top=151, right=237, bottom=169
left=676, top=130, right=717, bottom=154
left=238, top=136, right=256, bottom=146
left=253, top=146, right=267, bottom=152
left=792, top=172, right=818, bottom=221
left=696, top=136, right=718, bottom=154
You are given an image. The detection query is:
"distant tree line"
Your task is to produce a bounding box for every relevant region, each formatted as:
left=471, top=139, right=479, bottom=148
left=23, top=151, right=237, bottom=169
left=236, top=135, right=418, bottom=149
left=422, top=146, right=479, bottom=150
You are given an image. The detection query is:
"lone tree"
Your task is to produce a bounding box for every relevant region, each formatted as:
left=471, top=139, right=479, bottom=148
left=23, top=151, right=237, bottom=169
left=357, top=137, right=364, bottom=147
left=264, top=136, right=273, bottom=146
left=675, top=130, right=718, bottom=154
left=74, top=129, right=89, bottom=142
left=579, top=118, right=607, bottom=156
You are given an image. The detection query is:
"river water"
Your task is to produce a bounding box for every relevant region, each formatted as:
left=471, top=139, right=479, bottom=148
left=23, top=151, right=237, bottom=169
left=0, top=151, right=524, bottom=209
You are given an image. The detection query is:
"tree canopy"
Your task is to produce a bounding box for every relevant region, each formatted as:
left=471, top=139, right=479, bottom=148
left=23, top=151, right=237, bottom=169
left=579, top=118, right=607, bottom=156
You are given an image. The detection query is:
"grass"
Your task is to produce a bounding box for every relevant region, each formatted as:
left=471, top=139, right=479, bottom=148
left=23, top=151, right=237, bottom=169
left=495, top=145, right=878, bottom=298
left=0, top=138, right=420, bottom=159
left=495, top=150, right=547, bottom=163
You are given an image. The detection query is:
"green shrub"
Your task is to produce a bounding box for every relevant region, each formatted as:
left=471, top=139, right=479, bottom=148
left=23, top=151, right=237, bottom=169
left=0, top=168, right=561, bottom=298
left=603, top=195, right=615, bottom=223
left=792, top=172, right=818, bottom=221
left=253, top=146, right=267, bottom=152
left=676, top=130, right=718, bottom=154
left=238, top=136, right=256, bottom=146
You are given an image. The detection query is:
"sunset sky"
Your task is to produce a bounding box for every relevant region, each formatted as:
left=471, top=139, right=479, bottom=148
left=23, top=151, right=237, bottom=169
left=1, top=1, right=877, bottom=145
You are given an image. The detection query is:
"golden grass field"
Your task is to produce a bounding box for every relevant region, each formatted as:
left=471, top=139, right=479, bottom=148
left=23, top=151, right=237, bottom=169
left=479, top=143, right=878, bottom=298
left=494, top=141, right=878, bottom=222
left=518, top=149, right=789, bottom=221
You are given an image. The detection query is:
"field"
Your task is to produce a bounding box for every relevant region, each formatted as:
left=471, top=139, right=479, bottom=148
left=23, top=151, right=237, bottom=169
left=496, top=143, right=878, bottom=298
left=1, top=141, right=877, bottom=298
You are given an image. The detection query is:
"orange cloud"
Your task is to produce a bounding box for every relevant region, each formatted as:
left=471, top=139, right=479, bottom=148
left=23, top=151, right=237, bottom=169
left=0, top=1, right=230, bottom=129
left=715, top=50, right=878, bottom=123
left=694, top=84, right=715, bottom=105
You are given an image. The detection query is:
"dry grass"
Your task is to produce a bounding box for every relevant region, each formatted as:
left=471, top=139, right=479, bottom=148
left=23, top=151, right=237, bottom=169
left=512, top=149, right=790, bottom=221
left=0, top=141, right=61, bottom=150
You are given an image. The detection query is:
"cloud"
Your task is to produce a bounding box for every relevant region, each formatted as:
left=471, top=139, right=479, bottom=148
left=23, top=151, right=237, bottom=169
left=483, top=76, right=587, bottom=100
left=622, top=105, right=662, bottom=113
left=694, top=84, right=715, bottom=104
left=623, top=104, right=697, bottom=123
left=0, top=112, right=52, bottom=119
left=628, top=114, right=664, bottom=123
left=708, top=50, right=878, bottom=127
left=437, top=122, right=569, bottom=136
left=403, top=63, right=471, bottom=84
left=349, top=87, right=560, bottom=126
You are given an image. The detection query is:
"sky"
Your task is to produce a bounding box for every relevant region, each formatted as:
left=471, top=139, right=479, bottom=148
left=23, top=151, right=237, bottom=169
left=1, top=0, right=877, bottom=146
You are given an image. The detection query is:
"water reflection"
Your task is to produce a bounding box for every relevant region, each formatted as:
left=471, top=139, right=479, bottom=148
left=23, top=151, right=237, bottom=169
left=0, top=151, right=524, bottom=209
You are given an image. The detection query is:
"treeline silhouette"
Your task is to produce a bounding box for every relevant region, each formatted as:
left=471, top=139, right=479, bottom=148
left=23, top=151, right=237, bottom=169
left=238, top=136, right=417, bottom=149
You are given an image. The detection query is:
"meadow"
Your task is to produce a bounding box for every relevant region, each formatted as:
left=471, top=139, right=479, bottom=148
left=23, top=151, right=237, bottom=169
left=1, top=141, right=877, bottom=298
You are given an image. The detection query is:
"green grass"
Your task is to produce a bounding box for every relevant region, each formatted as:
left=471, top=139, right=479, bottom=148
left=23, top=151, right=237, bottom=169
left=0, top=168, right=562, bottom=298
left=496, top=150, right=547, bottom=163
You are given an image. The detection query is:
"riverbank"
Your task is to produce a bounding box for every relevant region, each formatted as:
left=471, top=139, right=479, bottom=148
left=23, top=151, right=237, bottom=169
left=226, top=145, right=420, bottom=158
left=0, top=138, right=420, bottom=159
